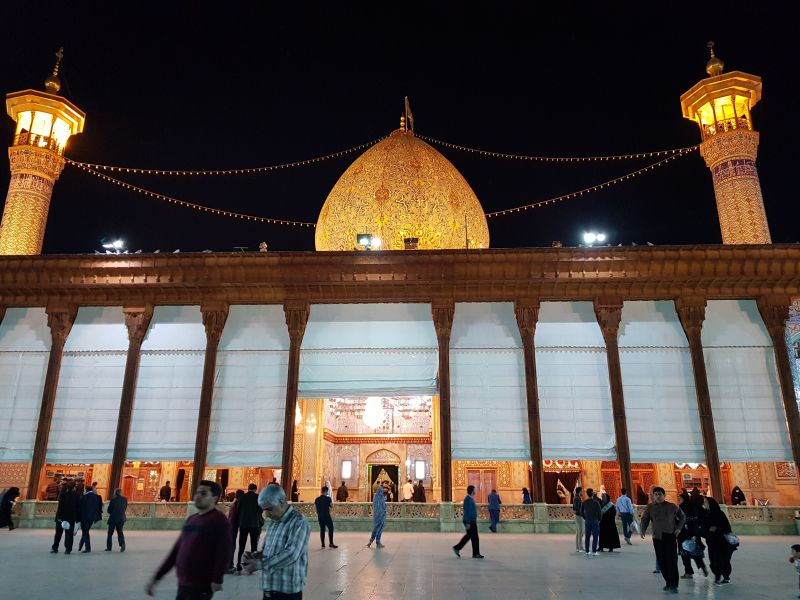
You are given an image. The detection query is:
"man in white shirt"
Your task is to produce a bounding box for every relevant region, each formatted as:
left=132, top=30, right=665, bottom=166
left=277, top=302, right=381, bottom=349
left=616, top=487, right=635, bottom=545
left=402, top=479, right=414, bottom=502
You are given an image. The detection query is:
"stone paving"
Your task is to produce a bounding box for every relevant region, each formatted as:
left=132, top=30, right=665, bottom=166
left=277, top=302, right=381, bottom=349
left=0, top=529, right=798, bottom=599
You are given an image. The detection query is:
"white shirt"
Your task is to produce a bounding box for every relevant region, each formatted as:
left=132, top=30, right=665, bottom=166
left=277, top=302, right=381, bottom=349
left=402, top=482, right=414, bottom=501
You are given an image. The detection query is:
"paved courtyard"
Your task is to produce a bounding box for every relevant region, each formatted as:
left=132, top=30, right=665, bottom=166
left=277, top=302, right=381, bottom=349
left=0, top=529, right=797, bottom=599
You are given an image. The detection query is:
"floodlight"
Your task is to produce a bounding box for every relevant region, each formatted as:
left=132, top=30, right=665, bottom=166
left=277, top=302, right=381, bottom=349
left=583, top=232, right=597, bottom=244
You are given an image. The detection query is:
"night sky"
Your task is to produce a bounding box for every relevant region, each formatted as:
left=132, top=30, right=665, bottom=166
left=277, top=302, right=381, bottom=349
left=0, top=3, right=796, bottom=254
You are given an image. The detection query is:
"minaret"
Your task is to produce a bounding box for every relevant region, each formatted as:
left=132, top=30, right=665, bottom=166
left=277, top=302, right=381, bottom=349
left=0, top=48, right=85, bottom=255
left=680, top=42, right=770, bottom=244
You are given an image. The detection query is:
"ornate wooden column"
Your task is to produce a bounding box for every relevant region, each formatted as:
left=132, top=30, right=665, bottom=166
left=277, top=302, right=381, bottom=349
left=108, top=306, right=153, bottom=492
left=280, top=301, right=309, bottom=496
left=675, top=297, right=723, bottom=502
left=0, top=307, right=6, bottom=326
left=593, top=299, right=633, bottom=497
left=26, top=305, right=76, bottom=499
left=514, top=299, right=545, bottom=502
left=432, top=300, right=455, bottom=502
left=190, top=304, right=229, bottom=494
left=757, top=296, right=800, bottom=475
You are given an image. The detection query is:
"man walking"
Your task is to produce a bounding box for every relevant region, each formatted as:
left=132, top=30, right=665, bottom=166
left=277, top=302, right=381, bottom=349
left=452, top=484, right=483, bottom=558
left=159, top=480, right=172, bottom=502
left=402, top=479, right=414, bottom=502
left=77, top=483, right=103, bottom=552
left=236, top=483, right=263, bottom=572
left=581, top=488, right=602, bottom=556
left=640, top=486, right=686, bottom=594
left=336, top=481, right=349, bottom=502
left=314, top=486, right=337, bottom=548
left=146, top=480, right=231, bottom=599
left=573, top=486, right=584, bottom=553
left=51, top=479, right=79, bottom=554
left=242, top=484, right=311, bottom=599
left=106, top=487, right=127, bottom=552
left=616, top=487, right=635, bottom=545
left=487, top=488, right=501, bottom=533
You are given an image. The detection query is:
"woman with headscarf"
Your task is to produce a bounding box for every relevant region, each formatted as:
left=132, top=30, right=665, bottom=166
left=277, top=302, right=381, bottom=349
left=521, top=487, right=532, bottom=504
left=226, top=489, right=244, bottom=574
left=677, top=492, right=708, bottom=578
left=0, top=487, right=20, bottom=530
left=367, top=485, right=387, bottom=548
left=598, top=493, right=620, bottom=552
left=290, top=480, right=299, bottom=503
left=701, top=496, right=734, bottom=585
left=730, top=486, right=746, bottom=506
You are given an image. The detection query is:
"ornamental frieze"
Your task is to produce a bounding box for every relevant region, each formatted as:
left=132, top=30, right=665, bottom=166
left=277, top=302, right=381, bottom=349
left=8, top=173, right=55, bottom=195
left=711, top=158, right=758, bottom=184
left=8, top=146, right=65, bottom=180
left=700, top=129, right=759, bottom=168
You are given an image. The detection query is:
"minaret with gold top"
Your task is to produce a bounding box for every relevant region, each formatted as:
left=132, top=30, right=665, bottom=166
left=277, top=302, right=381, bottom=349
left=680, top=42, right=770, bottom=244
left=0, top=48, right=85, bottom=255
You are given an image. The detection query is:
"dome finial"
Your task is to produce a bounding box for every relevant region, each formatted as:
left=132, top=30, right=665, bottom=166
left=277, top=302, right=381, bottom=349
left=44, top=47, right=64, bottom=94
left=404, top=96, right=415, bottom=133
left=705, top=41, right=724, bottom=77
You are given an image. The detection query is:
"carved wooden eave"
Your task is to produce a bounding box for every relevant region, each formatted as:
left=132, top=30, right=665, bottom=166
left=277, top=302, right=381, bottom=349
left=0, top=244, right=798, bottom=306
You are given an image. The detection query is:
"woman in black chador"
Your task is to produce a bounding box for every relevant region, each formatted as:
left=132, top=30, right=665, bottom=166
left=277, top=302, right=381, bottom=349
left=730, top=486, right=746, bottom=505
left=677, top=492, right=708, bottom=578
left=0, top=487, right=20, bottom=530
left=598, top=493, right=620, bottom=552
left=702, top=496, right=734, bottom=585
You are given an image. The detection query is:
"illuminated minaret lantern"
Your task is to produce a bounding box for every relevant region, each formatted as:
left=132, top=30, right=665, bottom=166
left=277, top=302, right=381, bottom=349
left=0, top=48, right=85, bottom=255
left=680, top=42, right=770, bottom=244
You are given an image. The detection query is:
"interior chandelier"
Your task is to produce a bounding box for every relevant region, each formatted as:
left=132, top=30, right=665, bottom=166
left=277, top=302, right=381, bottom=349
left=362, top=396, right=385, bottom=429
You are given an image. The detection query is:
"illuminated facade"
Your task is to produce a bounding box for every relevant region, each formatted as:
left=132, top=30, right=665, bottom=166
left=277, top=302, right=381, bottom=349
left=0, top=49, right=86, bottom=255
left=680, top=43, right=770, bottom=244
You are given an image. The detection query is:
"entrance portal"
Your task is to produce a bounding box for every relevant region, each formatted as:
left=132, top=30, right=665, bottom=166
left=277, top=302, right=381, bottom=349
left=369, top=464, right=399, bottom=501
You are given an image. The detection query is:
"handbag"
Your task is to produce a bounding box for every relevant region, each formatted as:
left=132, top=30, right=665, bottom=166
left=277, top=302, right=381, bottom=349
left=723, top=532, right=740, bottom=548
left=630, top=520, right=640, bottom=534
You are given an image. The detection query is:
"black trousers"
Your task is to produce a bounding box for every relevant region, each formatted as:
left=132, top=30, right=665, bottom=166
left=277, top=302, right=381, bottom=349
left=237, top=526, right=261, bottom=567
left=52, top=520, right=75, bottom=552
left=78, top=520, right=94, bottom=551
left=263, top=592, right=302, bottom=599
left=107, top=521, right=125, bottom=549
left=175, top=587, right=214, bottom=600
left=653, top=534, right=679, bottom=589
left=229, top=525, right=239, bottom=569
left=454, top=520, right=480, bottom=556
left=707, top=537, right=733, bottom=580
left=318, top=515, right=334, bottom=545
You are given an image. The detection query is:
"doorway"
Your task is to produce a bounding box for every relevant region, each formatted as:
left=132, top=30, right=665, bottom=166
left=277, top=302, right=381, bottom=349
left=368, top=464, right=399, bottom=501
left=466, top=468, right=496, bottom=503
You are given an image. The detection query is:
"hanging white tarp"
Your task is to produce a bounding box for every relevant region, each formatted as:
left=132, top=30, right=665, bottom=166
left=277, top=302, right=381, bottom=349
left=703, top=300, right=790, bottom=462
left=46, top=307, right=127, bottom=463
left=536, top=302, right=616, bottom=460
left=619, top=301, right=705, bottom=463
left=208, top=305, right=289, bottom=466
left=0, top=308, right=50, bottom=462
left=128, top=307, right=205, bottom=460
left=450, top=303, right=528, bottom=460
left=299, top=303, right=438, bottom=397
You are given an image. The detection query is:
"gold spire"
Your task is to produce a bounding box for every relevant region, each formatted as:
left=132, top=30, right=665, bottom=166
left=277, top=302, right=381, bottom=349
left=705, top=41, right=724, bottom=77
left=44, top=47, right=64, bottom=94
left=404, top=96, right=415, bottom=132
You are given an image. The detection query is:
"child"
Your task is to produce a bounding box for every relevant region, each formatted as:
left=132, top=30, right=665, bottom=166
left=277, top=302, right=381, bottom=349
left=789, top=544, right=800, bottom=598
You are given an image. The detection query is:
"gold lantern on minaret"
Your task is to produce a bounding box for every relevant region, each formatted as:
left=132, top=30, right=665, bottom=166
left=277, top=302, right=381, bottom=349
left=680, top=42, right=770, bottom=244
left=0, top=48, right=86, bottom=255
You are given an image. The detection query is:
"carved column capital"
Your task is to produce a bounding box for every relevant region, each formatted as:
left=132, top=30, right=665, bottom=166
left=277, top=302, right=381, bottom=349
left=675, top=297, right=707, bottom=340
left=593, top=298, right=622, bottom=342
left=45, top=305, right=77, bottom=347
left=123, top=306, right=153, bottom=345
left=201, top=304, right=229, bottom=345
left=757, top=295, right=792, bottom=341
left=431, top=300, right=455, bottom=341
left=283, top=300, right=310, bottom=343
left=514, top=299, right=540, bottom=340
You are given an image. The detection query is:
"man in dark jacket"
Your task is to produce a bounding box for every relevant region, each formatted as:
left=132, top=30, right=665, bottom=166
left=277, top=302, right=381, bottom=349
left=51, top=480, right=80, bottom=554
left=235, top=483, right=263, bottom=572
left=106, top=487, right=128, bottom=552
left=452, top=485, right=483, bottom=558
left=336, top=482, right=349, bottom=502
left=315, top=485, right=338, bottom=548
left=159, top=481, right=172, bottom=502
left=581, top=488, right=602, bottom=555
left=77, top=484, right=103, bottom=552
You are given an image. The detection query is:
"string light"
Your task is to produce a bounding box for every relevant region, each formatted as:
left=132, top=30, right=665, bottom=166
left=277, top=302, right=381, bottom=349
left=65, top=137, right=387, bottom=176
left=486, top=147, right=699, bottom=218
left=67, top=161, right=317, bottom=227
left=418, top=133, right=699, bottom=163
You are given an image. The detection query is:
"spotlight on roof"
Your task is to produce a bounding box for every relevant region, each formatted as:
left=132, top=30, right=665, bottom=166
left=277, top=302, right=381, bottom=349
left=582, top=232, right=607, bottom=247
left=357, top=233, right=372, bottom=248
left=101, top=239, right=125, bottom=253
left=369, top=236, right=382, bottom=250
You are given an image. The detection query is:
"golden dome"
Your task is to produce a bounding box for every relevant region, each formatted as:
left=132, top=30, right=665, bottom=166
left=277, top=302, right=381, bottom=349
left=315, top=129, right=490, bottom=251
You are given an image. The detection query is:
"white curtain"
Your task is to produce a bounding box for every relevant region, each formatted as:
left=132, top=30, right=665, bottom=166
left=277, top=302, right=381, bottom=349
left=298, top=349, right=438, bottom=397
left=47, top=353, right=126, bottom=462
left=619, top=301, right=704, bottom=463
left=450, top=349, right=529, bottom=460
left=127, top=351, right=205, bottom=460
left=0, top=351, right=48, bottom=461
left=703, top=300, right=791, bottom=462
left=207, top=351, right=288, bottom=466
